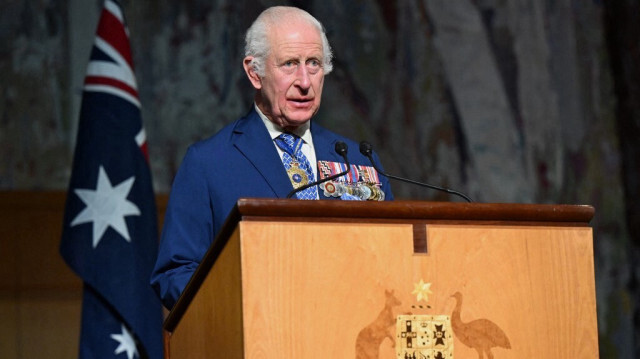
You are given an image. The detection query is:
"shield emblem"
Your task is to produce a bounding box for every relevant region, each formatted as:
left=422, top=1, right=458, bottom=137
left=396, top=315, right=454, bottom=358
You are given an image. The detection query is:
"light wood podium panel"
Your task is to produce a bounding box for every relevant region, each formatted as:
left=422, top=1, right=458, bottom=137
left=164, top=199, right=598, bottom=359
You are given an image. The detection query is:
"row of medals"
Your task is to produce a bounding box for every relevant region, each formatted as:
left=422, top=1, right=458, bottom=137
left=320, top=180, right=385, bottom=201
left=287, top=161, right=385, bottom=201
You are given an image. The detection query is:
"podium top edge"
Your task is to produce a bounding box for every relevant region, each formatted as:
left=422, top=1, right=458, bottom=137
left=233, top=198, right=595, bottom=224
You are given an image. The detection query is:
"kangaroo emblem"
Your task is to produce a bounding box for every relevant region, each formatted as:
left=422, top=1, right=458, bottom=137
left=355, top=289, right=402, bottom=359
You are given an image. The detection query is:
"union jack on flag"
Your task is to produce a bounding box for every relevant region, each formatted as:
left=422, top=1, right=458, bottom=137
left=84, top=0, right=139, bottom=105
left=60, top=1, right=163, bottom=358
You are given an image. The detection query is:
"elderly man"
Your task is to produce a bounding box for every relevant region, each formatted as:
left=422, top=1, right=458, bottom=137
left=151, top=6, right=393, bottom=309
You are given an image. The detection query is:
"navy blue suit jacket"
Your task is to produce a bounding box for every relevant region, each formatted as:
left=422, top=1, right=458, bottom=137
left=151, top=108, right=393, bottom=309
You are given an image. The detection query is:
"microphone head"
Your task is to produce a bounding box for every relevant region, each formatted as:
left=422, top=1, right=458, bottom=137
left=334, top=141, right=348, bottom=156
left=359, top=141, right=373, bottom=156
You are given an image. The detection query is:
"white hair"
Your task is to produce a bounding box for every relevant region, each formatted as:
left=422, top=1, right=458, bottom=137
left=244, top=6, right=334, bottom=77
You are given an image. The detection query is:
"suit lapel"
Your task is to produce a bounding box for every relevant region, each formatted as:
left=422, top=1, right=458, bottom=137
left=231, top=110, right=293, bottom=198
left=310, top=124, right=341, bottom=162
left=231, top=112, right=347, bottom=200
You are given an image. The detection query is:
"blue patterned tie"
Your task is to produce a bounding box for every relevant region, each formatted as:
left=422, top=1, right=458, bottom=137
left=275, top=133, right=318, bottom=200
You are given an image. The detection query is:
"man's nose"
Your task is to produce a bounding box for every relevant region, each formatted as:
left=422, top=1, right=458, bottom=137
left=295, top=64, right=311, bottom=89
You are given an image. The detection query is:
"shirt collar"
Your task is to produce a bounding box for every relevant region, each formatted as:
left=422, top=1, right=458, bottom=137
left=255, top=104, right=312, bottom=144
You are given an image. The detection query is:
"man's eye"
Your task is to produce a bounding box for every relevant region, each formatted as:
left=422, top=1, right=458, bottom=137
left=284, top=61, right=296, bottom=67
left=306, top=59, right=322, bottom=74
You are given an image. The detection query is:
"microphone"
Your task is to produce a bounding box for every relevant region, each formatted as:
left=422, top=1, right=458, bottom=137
left=286, top=141, right=351, bottom=198
left=359, top=141, right=473, bottom=202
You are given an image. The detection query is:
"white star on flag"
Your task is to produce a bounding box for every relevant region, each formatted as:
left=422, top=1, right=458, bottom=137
left=71, top=165, right=140, bottom=248
left=110, top=324, right=139, bottom=359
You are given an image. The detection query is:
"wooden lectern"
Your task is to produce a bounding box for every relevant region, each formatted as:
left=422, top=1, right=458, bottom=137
left=163, top=199, right=598, bottom=358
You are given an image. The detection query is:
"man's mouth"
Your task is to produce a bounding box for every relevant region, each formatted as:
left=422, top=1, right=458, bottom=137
left=288, top=98, right=314, bottom=108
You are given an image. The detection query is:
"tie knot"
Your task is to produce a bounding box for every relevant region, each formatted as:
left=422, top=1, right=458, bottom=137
left=279, top=131, right=298, bottom=142
left=276, top=132, right=303, bottom=155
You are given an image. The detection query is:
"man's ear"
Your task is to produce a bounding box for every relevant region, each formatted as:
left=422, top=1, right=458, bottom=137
left=243, top=57, right=262, bottom=90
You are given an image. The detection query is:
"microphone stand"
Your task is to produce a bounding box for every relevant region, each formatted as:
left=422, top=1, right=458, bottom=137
left=359, top=141, right=473, bottom=203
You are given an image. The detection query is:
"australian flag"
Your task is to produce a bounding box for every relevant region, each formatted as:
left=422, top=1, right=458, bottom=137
left=60, top=1, right=163, bottom=358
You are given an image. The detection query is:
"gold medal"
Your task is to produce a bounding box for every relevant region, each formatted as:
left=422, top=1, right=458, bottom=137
left=286, top=163, right=308, bottom=189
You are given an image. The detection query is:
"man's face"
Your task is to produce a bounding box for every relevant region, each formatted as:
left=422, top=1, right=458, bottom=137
left=246, top=21, right=325, bottom=130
